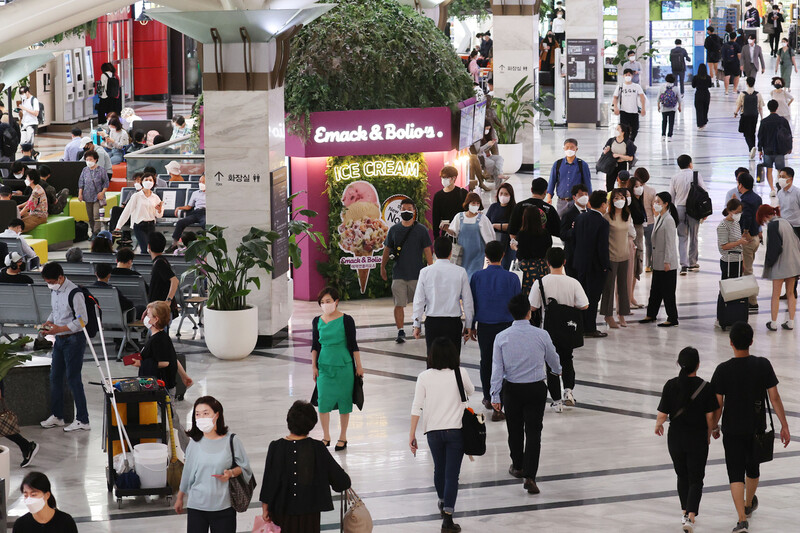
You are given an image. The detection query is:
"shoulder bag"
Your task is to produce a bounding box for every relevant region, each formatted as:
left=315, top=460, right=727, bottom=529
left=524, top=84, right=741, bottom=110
left=671, top=380, right=707, bottom=420
left=454, top=368, right=486, bottom=457
left=719, top=251, right=759, bottom=302
left=228, top=433, right=257, bottom=512
left=450, top=213, right=464, bottom=266
left=389, top=222, right=416, bottom=261
left=753, top=389, right=776, bottom=464
left=538, top=279, right=584, bottom=349
left=595, top=149, right=616, bottom=175
left=0, top=400, right=20, bottom=437
left=340, top=488, right=373, bottom=533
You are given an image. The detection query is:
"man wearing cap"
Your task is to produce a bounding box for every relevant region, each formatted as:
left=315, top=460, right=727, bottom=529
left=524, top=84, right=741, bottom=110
left=0, top=251, right=34, bottom=284
left=165, top=161, right=184, bottom=182
left=78, top=137, right=113, bottom=177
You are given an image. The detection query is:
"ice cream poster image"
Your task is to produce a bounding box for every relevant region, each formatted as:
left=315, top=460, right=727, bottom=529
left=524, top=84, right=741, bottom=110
left=338, top=181, right=389, bottom=293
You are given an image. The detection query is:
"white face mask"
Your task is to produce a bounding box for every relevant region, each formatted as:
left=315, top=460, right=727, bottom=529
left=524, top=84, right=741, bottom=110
left=634, top=186, right=644, bottom=196
left=498, top=194, right=510, bottom=205
left=732, top=212, right=743, bottom=222
left=624, top=76, right=633, bottom=83
left=778, top=177, right=789, bottom=189
left=441, top=178, right=453, bottom=188
left=626, top=196, right=632, bottom=206
left=143, top=181, right=154, bottom=190
left=468, top=204, right=480, bottom=214
left=628, top=56, right=635, bottom=62
left=199, top=183, right=206, bottom=191
left=143, top=315, right=153, bottom=329
left=653, top=203, right=663, bottom=213
left=86, top=160, right=97, bottom=168
left=576, top=195, right=589, bottom=207
left=24, top=496, right=46, bottom=514
left=320, top=302, right=336, bottom=315
left=24, top=178, right=31, bottom=187
left=557, top=14, right=563, bottom=18
left=134, top=182, right=143, bottom=191
left=616, top=129, right=623, bottom=137
left=564, top=149, right=577, bottom=158
left=13, top=172, right=23, bottom=179
left=195, top=417, right=215, bottom=434
left=613, top=199, right=626, bottom=209
left=47, top=282, right=61, bottom=291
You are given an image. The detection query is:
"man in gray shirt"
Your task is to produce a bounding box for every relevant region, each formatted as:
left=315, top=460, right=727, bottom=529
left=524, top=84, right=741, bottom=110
left=39, top=262, right=91, bottom=432
left=622, top=50, right=644, bottom=85
left=777, top=167, right=800, bottom=298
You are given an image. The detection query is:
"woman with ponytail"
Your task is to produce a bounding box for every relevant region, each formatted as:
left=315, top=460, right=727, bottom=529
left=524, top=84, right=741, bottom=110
left=640, top=191, right=680, bottom=327
left=12, top=472, right=77, bottom=532
left=655, top=347, right=720, bottom=533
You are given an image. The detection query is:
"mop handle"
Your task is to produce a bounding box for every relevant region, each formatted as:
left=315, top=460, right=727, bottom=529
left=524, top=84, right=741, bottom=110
left=94, top=315, right=115, bottom=395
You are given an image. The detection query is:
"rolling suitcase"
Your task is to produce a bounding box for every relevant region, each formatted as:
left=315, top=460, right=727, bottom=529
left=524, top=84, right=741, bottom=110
left=717, top=255, right=749, bottom=331
left=174, top=352, right=187, bottom=401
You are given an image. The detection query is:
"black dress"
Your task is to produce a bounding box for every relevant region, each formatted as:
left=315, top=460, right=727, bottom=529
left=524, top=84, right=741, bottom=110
left=692, top=75, right=713, bottom=128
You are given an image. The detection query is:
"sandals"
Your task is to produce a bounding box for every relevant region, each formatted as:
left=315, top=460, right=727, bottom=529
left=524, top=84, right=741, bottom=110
left=322, top=439, right=331, bottom=447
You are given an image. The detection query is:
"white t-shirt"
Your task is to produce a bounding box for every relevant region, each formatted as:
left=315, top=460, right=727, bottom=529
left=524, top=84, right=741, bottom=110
left=552, top=17, right=566, bottom=33
left=449, top=211, right=496, bottom=245
left=20, top=95, right=39, bottom=127
left=529, top=274, right=589, bottom=310
left=613, top=83, right=644, bottom=114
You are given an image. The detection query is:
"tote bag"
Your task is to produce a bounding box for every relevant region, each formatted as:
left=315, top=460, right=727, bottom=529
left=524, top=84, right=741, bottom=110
left=454, top=369, right=486, bottom=456
left=719, top=255, right=759, bottom=302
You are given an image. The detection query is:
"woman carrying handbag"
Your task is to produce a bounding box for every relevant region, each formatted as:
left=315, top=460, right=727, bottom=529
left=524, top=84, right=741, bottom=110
left=0, top=380, right=39, bottom=468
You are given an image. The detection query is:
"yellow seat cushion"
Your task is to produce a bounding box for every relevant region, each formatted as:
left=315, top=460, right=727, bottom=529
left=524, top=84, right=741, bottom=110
left=23, top=237, right=48, bottom=263
left=67, top=192, right=120, bottom=222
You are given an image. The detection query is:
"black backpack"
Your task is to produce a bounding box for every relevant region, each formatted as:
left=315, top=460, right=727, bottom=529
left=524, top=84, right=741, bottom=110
left=686, top=171, right=713, bottom=220
left=68, top=286, right=102, bottom=338
left=538, top=279, right=585, bottom=350
left=0, top=123, right=20, bottom=158
left=670, top=48, right=686, bottom=72
left=36, top=99, right=45, bottom=125
left=722, top=42, right=738, bottom=64
left=776, top=118, right=793, bottom=154
left=555, top=158, right=586, bottom=189
left=743, top=91, right=760, bottom=117
left=105, top=75, right=120, bottom=99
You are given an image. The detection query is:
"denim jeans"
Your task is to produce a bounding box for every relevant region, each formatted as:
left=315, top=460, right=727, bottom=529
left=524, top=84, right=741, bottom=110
left=50, top=334, right=89, bottom=423
left=133, top=221, right=155, bottom=254
left=426, top=429, right=464, bottom=514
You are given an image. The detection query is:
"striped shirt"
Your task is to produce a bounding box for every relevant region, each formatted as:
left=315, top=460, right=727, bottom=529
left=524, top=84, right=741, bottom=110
left=717, top=218, right=743, bottom=262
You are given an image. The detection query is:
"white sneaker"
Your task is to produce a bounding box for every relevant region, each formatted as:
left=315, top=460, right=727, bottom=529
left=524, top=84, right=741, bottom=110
left=662, top=135, right=667, bottom=141
left=40, top=415, right=65, bottom=428
left=550, top=401, right=564, bottom=413
left=683, top=519, right=695, bottom=532
left=750, top=147, right=757, bottom=159
left=63, top=420, right=90, bottom=432
left=714, top=320, right=721, bottom=328
left=682, top=514, right=688, bottom=526
left=564, top=389, right=576, bottom=407
left=770, top=189, right=777, bottom=198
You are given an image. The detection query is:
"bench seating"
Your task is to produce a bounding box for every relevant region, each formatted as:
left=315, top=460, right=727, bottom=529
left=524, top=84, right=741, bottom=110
left=27, top=215, right=76, bottom=247
left=65, top=192, right=120, bottom=222
left=23, top=237, right=48, bottom=264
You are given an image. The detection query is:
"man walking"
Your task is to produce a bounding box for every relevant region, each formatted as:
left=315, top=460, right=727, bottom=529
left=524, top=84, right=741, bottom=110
left=612, top=69, right=646, bottom=141
left=711, top=322, right=791, bottom=533
left=737, top=173, right=763, bottom=313
left=669, top=155, right=706, bottom=275
left=766, top=4, right=785, bottom=57
left=381, top=198, right=433, bottom=343
left=621, top=50, right=644, bottom=85
left=529, top=247, right=588, bottom=412
left=742, top=2, right=761, bottom=40
left=545, top=138, right=592, bottom=216
left=572, top=191, right=610, bottom=338
left=741, top=34, right=766, bottom=80
left=491, top=294, right=561, bottom=495
left=559, top=184, right=590, bottom=278
left=16, top=87, right=39, bottom=148
left=412, top=237, right=474, bottom=357
left=776, top=167, right=800, bottom=298
left=757, top=99, right=792, bottom=195
left=509, top=177, right=560, bottom=239
left=39, top=262, right=91, bottom=432
left=735, top=77, right=764, bottom=160
left=669, top=39, right=691, bottom=95
left=470, top=241, right=521, bottom=421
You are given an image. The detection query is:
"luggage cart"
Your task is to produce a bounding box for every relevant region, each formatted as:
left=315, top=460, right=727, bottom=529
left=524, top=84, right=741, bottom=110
left=104, top=387, right=173, bottom=508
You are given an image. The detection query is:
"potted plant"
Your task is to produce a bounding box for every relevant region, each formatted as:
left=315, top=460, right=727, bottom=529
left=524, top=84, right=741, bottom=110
left=0, top=337, right=32, bottom=496
left=492, top=76, right=536, bottom=174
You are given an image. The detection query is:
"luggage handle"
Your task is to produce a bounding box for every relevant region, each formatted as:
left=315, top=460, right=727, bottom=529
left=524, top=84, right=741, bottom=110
left=726, top=250, right=743, bottom=278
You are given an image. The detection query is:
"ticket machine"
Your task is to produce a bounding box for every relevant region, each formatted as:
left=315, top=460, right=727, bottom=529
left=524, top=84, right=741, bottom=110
left=83, top=46, right=95, bottom=118
left=72, top=48, right=86, bottom=120
left=53, top=50, right=75, bottom=123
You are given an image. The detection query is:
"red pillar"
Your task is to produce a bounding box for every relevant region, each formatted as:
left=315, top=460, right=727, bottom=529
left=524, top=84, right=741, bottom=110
left=132, top=21, right=168, bottom=99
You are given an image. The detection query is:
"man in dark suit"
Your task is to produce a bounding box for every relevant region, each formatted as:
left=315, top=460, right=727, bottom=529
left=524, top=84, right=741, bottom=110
left=559, top=184, right=589, bottom=278
left=509, top=177, right=561, bottom=239
left=572, top=191, right=611, bottom=338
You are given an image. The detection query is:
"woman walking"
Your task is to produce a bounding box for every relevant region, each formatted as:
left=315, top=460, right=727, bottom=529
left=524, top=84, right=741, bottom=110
left=175, top=396, right=254, bottom=533
left=655, top=347, right=720, bottom=533
left=311, top=287, right=364, bottom=450
left=775, top=37, right=797, bottom=90
left=601, top=188, right=634, bottom=327
left=410, top=338, right=475, bottom=533
left=486, top=183, right=517, bottom=270
left=260, top=401, right=351, bottom=533
left=640, top=192, right=680, bottom=327
left=448, top=192, right=496, bottom=279
left=114, top=173, right=164, bottom=253
left=539, top=32, right=560, bottom=72
left=12, top=472, right=78, bottom=533
left=770, top=77, right=794, bottom=124
left=511, top=205, right=552, bottom=296
left=601, top=124, right=636, bottom=191
left=692, top=63, right=713, bottom=130
left=757, top=205, right=800, bottom=331
left=716, top=199, right=748, bottom=327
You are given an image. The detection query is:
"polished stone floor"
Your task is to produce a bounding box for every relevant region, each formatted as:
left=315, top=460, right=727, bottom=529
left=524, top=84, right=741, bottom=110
left=7, top=65, right=800, bottom=531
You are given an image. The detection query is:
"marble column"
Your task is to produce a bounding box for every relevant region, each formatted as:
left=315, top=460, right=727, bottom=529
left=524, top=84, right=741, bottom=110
left=202, top=42, right=292, bottom=343
left=617, top=0, right=651, bottom=87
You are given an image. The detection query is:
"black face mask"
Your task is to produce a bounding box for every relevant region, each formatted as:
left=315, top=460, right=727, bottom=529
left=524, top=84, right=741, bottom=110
left=400, top=211, right=414, bottom=221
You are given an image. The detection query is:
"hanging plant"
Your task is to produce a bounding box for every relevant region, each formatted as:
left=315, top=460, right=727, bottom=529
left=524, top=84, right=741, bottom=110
left=448, top=0, right=492, bottom=21
left=41, top=20, right=98, bottom=45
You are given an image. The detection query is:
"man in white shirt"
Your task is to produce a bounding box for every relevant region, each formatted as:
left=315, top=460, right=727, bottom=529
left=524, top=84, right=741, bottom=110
left=62, top=128, right=83, bottom=161
left=0, top=218, right=37, bottom=259
left=17, top=87, right=39, bottom=147
left=668, top=154, right=706, bottom=275
left=612, top=69, right=646, bottom=141
left=412, top=237, right=474, bottom=357
left=529, top=247, right=589, bottom=412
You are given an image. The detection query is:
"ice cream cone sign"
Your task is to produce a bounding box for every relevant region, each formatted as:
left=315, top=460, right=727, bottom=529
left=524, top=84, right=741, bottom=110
left=338, top=181, right=389, bottom=294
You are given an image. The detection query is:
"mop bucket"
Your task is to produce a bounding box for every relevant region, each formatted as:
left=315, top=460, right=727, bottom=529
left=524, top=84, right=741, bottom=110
left=133, top=443, right=169, bottom=489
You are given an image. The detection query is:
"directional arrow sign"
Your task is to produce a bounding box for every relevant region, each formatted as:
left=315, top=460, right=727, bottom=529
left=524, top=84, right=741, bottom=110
left=214, top=171, right=223, bottom=181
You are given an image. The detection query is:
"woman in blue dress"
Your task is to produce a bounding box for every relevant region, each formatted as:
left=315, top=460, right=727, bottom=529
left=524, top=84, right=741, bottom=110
left=447, top=192, right=496, bottom=279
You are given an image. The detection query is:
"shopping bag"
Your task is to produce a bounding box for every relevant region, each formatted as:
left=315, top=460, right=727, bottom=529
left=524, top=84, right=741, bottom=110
left=253, top=516, right=281, bottom=533
left=719, top=274, right=759, bottom=302
left=450, top=242, right=464, bottom=266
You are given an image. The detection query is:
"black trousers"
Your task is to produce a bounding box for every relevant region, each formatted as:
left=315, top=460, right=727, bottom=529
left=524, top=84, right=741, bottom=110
left=502, top=380, right=547, bottom=479
left=668, top=427, right=709, bottom=516
left=661, top=111, right=676, bottom=137
left=477, top=322, right=512, bottom=402
left=579, top=271, right=606, bottom=333
left=424, top=316, right=463, bottom=360
left=187, top=507, right=236, bottom=533
left=547, top=344, right=574, bottom=402
left=674, top=70, right=686, bottom=94
left=740, top=115, right=758, bottom=150
left=646, top=269, right=678, bottom=322
left=695, top=92, right=710, bottom=127
left=769, top=32, right=781, bottom=55
left=606, top=160, right=630, bottom=191
left=619, top=111, right=640, bottom=141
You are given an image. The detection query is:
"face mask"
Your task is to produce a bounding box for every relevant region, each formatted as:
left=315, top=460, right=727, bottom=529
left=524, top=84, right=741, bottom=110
left=143, top=316, right=153, bottom=329
left=195, top=417, right=215, bottom=434
left=400, top=210, right=414, bottom=221
left=485, top=128, right=491, bottom=135
left=634, top=186, right=644, bottom=195
left=628, top=56, right=635, bottom=62
left=732, top=212, right=743, bottom=222
left=86, top=160, right=97, bottom=168
left=653, top=203, right=663, bottom=213
left=613, top=199, right=626, bottom=209
left=778, top=177, right=789, bottom=189
left=576, top=195, right=589, bottom=207
left=320, top=302, right=336, bottom=315
left=199, top=183, right=206, bottom=192
left=626, top=196, right=632, bottom=206
left=783, top=42, right=789, bottom=48
left=468, top=204, right=480, bottom=214
left=24, top=496, right=46, bottom=514
left=749, top=40, right=755, bottom=45
left=624, top=76, right=632, bottom=82
left=47, top=282, right=61, bottom=291
left=557, top=14, right=562, bottom=18
left=143, top=181, right=154, bottom=190
left=441, top=178, right=452, bottom=188
left=13, top=172, right=23, bottom=179
left=564, top=149, right=576, bottom=157
left=24, top=178, right=31, bottom=187
left=134, top=182, right=143, bottom=191
left=498, top=194, right=510, bottom=205
left=775, top=84, right=783, bottom=89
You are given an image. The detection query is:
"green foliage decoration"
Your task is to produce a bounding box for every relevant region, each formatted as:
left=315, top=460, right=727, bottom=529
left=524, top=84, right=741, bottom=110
left=448, top=0, right=492, bottom=21
left=0, top=337, right=33, bottom=383
left=285, top=0, right=474, bottom=139
left=319, top=153, right=430, bottom=300
left=610, top=35, right=659, bottom=67
left=189, top=93, right=203, bottom=150
left=492, top=76, right=536, bottom=144
left=41, top=20, right=98, bottom=45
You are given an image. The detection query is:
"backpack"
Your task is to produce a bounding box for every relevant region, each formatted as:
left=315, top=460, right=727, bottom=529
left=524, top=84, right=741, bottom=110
left=555, top=157, right=586, bottom=188
left=776, top=118, right=793, bottom=154
left=706, top=34, right=722, bottom=53
left=670, top=48, right=686, bottom=72
left=68, top=286, right=102, bottom=338
left=659, top=85, right=679, bottom=108
left=105, top=74, right=120, bottom=99
left=743, top=91, right=760, bottom=117
left=538, top=279, right=585, bottom=350
left=0, top=123, right=20, bottom=158
left=686, top=171, right=713, bottom=220
left=722, top=42, right=738, bottom=64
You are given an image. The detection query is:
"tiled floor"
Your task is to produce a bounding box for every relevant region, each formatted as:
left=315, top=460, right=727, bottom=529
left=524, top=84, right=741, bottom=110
left=8, top=66, right=800, bottom=532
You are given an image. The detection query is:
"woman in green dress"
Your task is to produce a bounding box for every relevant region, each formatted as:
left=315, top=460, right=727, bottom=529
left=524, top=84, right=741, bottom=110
left=311, top=287, right=364, bottom=451
left=776, top=37, right=798, bottom=89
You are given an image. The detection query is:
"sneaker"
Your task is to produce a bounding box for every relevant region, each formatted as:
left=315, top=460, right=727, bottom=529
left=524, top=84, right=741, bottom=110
left=564, top=389, right=576, bottom=406
left=750, top=147, right=757, bottom=159
left=745, top=494, right=759, bottom=516
left=782, top=320, right=794, bottom=330
left=680, top=266, right=688, bottom=275
left=683, top=519, right=695, bottom=533
left=20, top=442, right=39, bottom=468
left=688, top=264, right=700, bottom=271
left=748, top=304, right=759, bottom=314
left=40, top=415, right=65, bottom=428
left=63, top=420, right=90, bottom=432
left=770, top=189, right=777, bottom=198
left=715, top=320, right=721, bottom=328
left=731, top=520, right=749, bottom=533
left=662, top=135, right=667, bottom=141
left=395, top=329, right=406, bottom=344
left=550, top=401, right=563, bottom=413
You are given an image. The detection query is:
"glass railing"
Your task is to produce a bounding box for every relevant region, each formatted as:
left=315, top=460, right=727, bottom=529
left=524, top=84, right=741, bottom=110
left=124, top=134, right=205, bottom=177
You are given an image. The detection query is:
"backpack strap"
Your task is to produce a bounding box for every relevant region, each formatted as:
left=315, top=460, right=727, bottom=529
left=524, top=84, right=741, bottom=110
left=672, top=380, right=708, bottom=419
left=67, top=287, right=80, bottom=320
left=693, top=170, right=698, bottom=186
left=555, top=158, right=563, bottom=186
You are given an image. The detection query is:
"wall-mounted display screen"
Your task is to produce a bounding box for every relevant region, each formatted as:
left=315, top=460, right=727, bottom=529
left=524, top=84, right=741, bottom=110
left=662, top=0, right=692, bottom=20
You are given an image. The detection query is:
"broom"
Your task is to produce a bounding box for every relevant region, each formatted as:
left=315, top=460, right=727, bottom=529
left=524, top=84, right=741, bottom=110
left=165, top=395, right=183, bottom=491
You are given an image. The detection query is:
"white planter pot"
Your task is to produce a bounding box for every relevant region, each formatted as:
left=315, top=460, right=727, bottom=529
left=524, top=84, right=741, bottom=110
left=0, top=445, right=9, bottom=500
left=497, top=143, right=523, bottom=175
left=204, top=306, right=258, bottom=360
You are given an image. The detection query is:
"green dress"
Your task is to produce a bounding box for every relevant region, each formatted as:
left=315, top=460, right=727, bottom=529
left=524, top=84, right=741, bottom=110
left=316, top=316, right=354, bottom=415
left=778, top=48, right=794, bottom=88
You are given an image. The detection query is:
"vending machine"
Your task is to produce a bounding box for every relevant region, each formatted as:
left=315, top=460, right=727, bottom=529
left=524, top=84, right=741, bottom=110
left=72, top=48, right=86, bottom=120
left=83, top=46, right=95, bottom=119
left=53, top=50, right=75, bottom=123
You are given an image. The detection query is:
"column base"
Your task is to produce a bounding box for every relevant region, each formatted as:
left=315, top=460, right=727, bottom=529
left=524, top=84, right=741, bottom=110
left=256, top=327, right=289, bottom=348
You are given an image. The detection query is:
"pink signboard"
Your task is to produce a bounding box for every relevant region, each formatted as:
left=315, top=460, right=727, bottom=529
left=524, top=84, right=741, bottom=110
left=286, top=107, right=455, bottom=158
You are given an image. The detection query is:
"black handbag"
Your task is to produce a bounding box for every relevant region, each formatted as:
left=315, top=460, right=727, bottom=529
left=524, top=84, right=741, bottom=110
left=753, top=390, right=775, bottom=464
left=539, top=279, right=584, bottom=349
left=454, top=368, right=486, bottom=457
left=228, top=433, right=257, bottom=512
left=595, top=150, right=617, bottom=175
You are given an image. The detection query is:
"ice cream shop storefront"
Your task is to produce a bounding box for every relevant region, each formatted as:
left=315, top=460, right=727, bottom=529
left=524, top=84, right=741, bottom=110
left=289, top=106, right=462, bottom=301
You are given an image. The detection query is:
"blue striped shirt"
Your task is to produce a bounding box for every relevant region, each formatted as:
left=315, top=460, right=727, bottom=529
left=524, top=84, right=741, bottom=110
left=490, top=320, right=561, bottom=403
